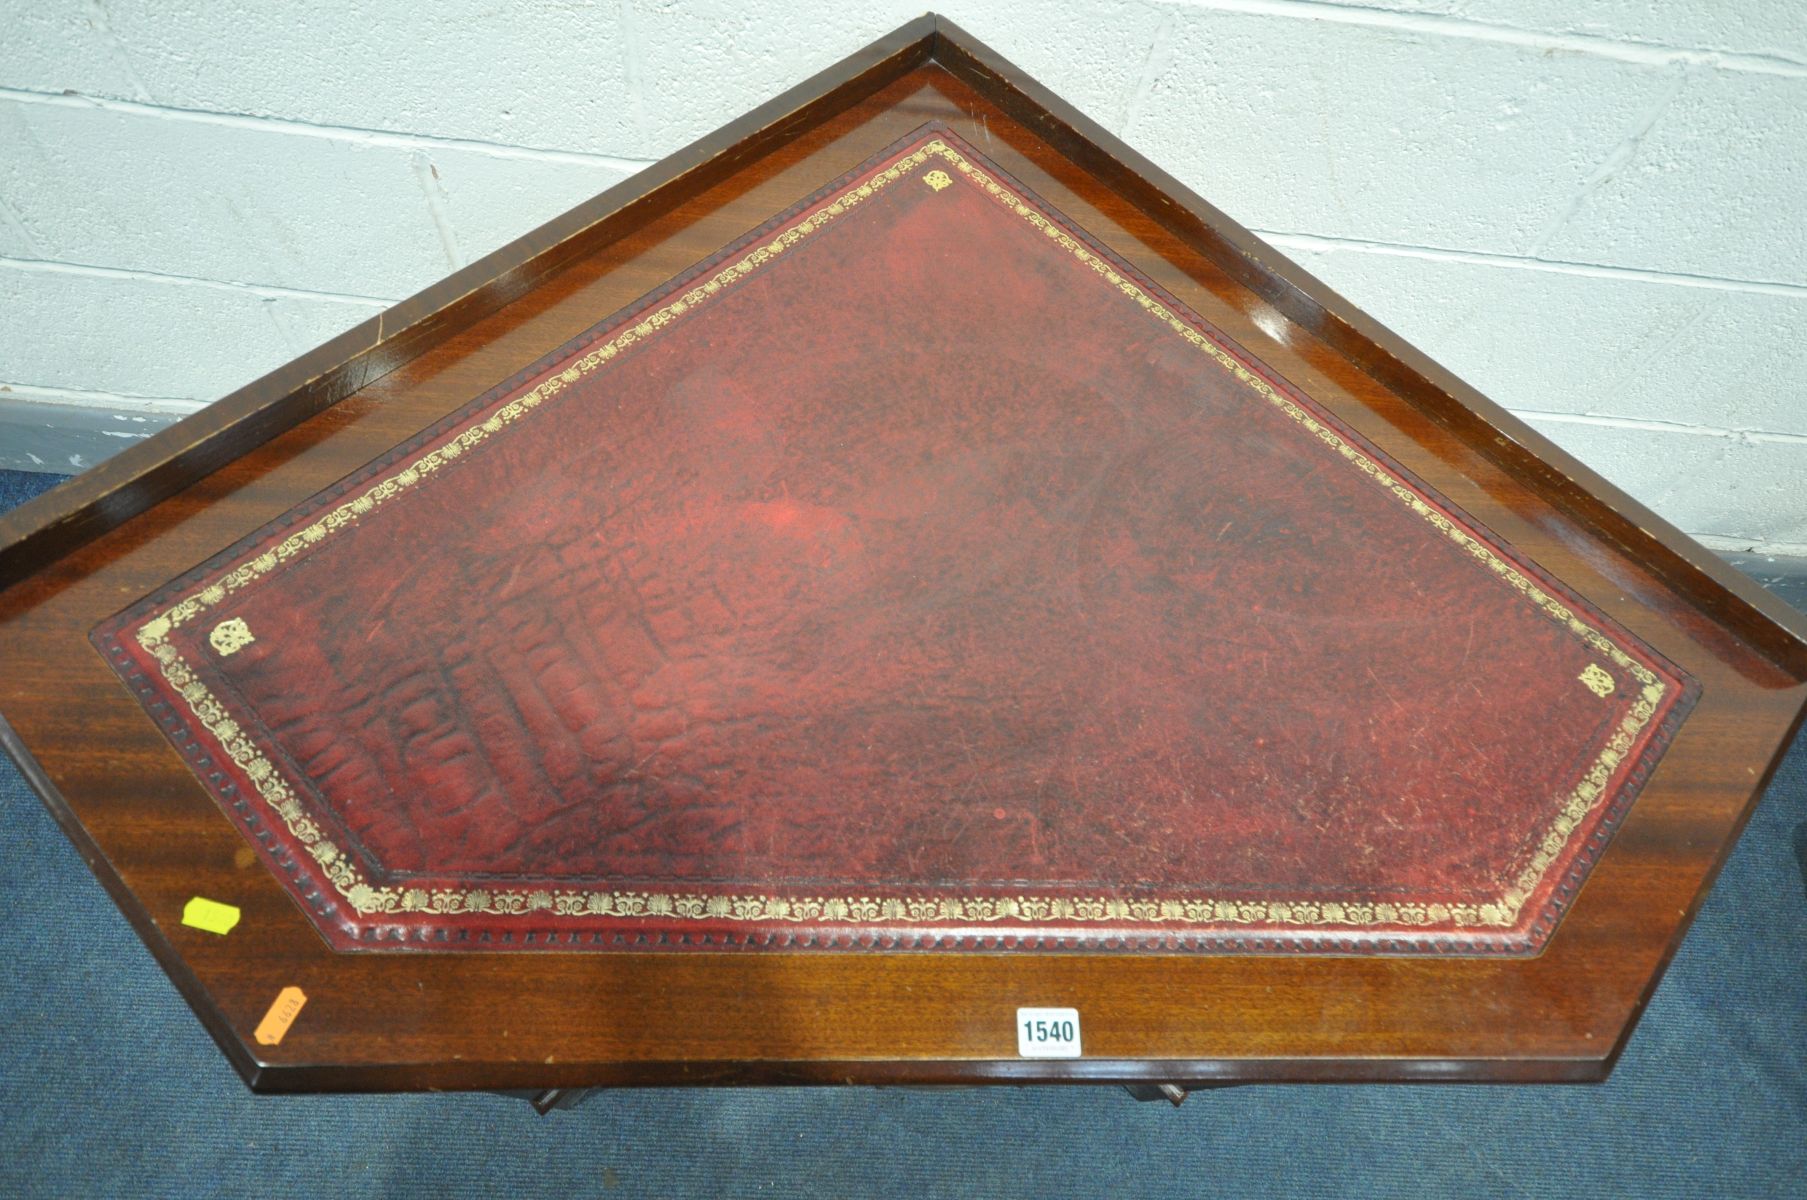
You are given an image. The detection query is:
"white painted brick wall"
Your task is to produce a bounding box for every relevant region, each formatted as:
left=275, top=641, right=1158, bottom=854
left=0, top=1, right=1801, bottom=553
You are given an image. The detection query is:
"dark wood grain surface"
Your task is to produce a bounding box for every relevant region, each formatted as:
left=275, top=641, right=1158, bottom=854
left=2, top=19, right=1804, bottom=1092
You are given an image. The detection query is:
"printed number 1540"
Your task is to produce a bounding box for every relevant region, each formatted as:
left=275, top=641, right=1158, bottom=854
left=1016, top=1007, right=1081, bottom=1058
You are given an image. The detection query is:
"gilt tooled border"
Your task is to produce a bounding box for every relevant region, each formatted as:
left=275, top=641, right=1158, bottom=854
left=115, top=126, right=1693, bottom=948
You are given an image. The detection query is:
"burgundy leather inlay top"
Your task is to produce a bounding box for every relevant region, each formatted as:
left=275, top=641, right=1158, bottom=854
left=95, top=124, right=1698, bottom=953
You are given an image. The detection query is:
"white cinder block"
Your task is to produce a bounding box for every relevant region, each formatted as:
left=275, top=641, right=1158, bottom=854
left=0, top=103, right=639, bottom=301
left=412, top=148, right=640, bottom=269
left=0, top=4, right=149, bottom=100
left=584, top=1, right=929, bottom=156
left=0, top=263, right=381, bottom=401
left=623, top=1, right=1170, bottom=154
left=40, top=0, right=643, bottom=156
left=1133, top=9, right=1680, bottom=256
left=1285, top=244, right=1807, bottom=435
left=941, top=2, right=1178, bottom=135
left=8, top=1, right=1164, bottom=162
left=1521, top=416, right=1807, bottom=547
left=0, top=210, right=36, bottom=258
left=260, top=293, right=388, bottom=364
left=1537, top=69, right=1807, bottom=286
left=0, top=1, right=1800, bottom=549
left=0, top=99, right=457, bottom=298
left=1373, top=0, right=1807, bottom=64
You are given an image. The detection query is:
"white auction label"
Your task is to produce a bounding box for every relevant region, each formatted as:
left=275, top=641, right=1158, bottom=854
left=1016, top=1007, right=1082, bottom=1058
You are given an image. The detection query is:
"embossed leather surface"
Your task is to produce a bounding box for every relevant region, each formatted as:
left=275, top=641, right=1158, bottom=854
left=95, top=124, right=1698, bottom=953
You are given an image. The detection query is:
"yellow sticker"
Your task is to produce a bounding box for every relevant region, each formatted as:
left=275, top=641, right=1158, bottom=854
left=254, top=987, right=307, bottom=1046
left=181, top=897, right=241, bottom=936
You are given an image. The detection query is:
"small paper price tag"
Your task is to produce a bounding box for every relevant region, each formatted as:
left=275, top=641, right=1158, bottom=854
left=1016, top=1007, right=1081, bottom=1058
left=255, top=986, right=308, bottom=1046
left=181, top=896, right=241, bottom=936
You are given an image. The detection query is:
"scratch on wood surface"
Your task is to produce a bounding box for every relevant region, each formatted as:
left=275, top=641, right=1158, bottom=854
left=1366, top=664, right=1408, bottom=714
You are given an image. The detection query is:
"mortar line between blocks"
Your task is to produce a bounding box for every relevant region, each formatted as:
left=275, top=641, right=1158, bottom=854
left=1254, top=231, right=1807, bottom=298
left=1509, top=409, right=1807, bottom=445
left=0, top=85, right=656, bottom=172
left=0, top=253, right=397, bottom=306
left=0, top=380, right=203, bottom=414
left=1172, top=0, right=1807, bottom=77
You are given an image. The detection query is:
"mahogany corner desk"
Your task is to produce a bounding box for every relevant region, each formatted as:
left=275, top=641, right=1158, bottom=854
left=3, top=16, right=1804, bottom=1104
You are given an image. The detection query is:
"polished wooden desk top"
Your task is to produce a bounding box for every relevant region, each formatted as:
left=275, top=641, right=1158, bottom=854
left=93, top=124, right=1695, bottom=959
left=3, top=17, right=1804, bottom=1092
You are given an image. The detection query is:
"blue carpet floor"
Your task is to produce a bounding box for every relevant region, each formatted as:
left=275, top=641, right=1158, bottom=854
left=1, top=466, right=1803, bottom=1198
